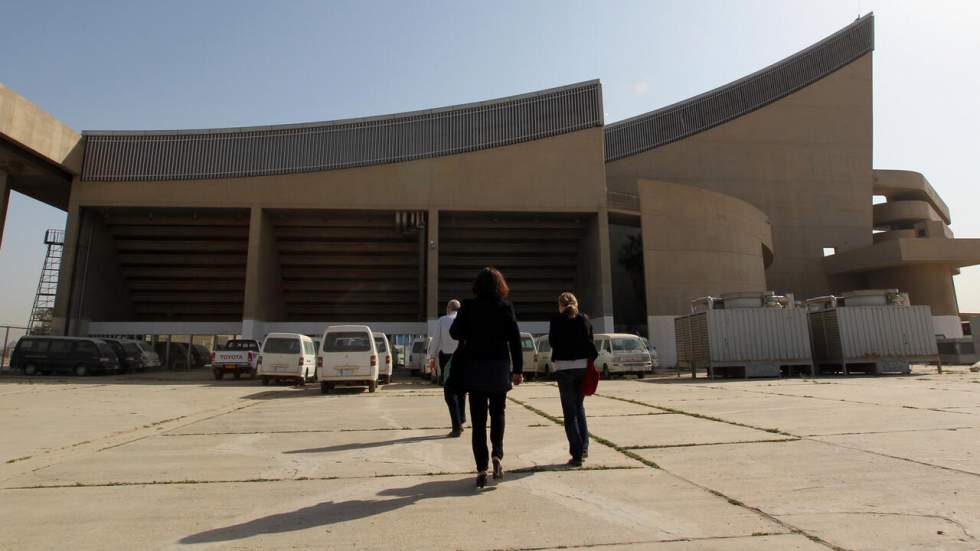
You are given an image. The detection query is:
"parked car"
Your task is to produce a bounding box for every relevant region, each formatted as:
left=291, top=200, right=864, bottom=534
left=640, top=337, right=660, bottom=370
left=318, top=325, right=379, bottom=393
left=534, top=335, right=553, bottom=376
left=153, top=342, right=209, bottom=370
left=10, top=336, right=120, bottom=376
left=258, top=333, right=316, bottom=386
left=123, top=340, right=161, bottom=370
left=519, top=332, right=540, bottom=379
left=408, top=337, right=430, bottom=377
left=593, top=333, right=653, bottom=378
left=212, top=339, right=260, bottom=380
left=373, top=333, right=393, bottom=384
left=193, top=344, right=212, bottom=369
left=102, top=338, right=142, bottom=373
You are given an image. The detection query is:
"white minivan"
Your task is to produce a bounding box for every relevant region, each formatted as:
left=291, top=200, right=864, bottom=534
left=519, top=332, right=540, bottom=379
left=593, top=333, right=653, bottom=379
left=318, top=325, right=379, bottom=394
left=534, top=335, right=553, bottom=376
left=258, top=333, right=317, bottom=386
left=373, top=333, right=393, bottom=385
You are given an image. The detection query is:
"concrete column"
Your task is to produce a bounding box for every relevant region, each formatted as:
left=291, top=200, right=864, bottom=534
left=242, top=208, right=284, bottom=340
left=595, top=208, right=615, bottom=333
left=0, top=170, right=9, bottom=249
left=425, top=208, right=440, bottom=337
left=52, top=198, right=81, bottom=335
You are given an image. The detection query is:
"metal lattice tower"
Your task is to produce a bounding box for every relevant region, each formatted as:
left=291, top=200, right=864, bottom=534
left=27, top=229, right=65, bottom=335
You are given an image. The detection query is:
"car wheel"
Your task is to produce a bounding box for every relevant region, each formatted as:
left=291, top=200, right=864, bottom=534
left=261, top=376, right=270, bottom=386
left=320, top=382, right=330, bottom=394
left=369, top=381, right=377, bottom=393
left=637, top=372, right=646, bottom=379
left=24, top=363, right=38, bottom=376
left=213, top=370, right=223, bottom=380
left=601, top=366, right=610, bottom=379
left=75, top=364, right=88, bottom=377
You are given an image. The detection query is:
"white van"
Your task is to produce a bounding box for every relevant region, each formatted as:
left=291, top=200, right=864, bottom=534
left=408, top=337, right=430, bottom=377
left=258, top=333, right=317, bottom=385
left=373, top=333, right=393, bottom=385
left=534, top=335, right=553, bottom=376
left=519, top=332, right=540, bottom=379
left=593, top=333, right=653, bottom=379
left=318, top=325, right=379, bottom=394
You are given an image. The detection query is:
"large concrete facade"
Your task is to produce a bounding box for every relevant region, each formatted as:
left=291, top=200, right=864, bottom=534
left=1, top=13, right=978, bottom=353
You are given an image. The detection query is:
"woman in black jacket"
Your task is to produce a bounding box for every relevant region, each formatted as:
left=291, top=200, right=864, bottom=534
left=450, top=267, right=524, bottom=488
left=548, top=292, right=597, bottom=467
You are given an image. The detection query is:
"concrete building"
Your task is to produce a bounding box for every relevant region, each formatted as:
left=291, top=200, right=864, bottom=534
left=1, top=13, right=978, bottom=365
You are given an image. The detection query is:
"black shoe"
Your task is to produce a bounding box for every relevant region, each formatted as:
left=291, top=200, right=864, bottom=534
left=492, top=457, right=504, bottom=480
left=448, top=428, right=462, bottom=438
left=476, top=471, right=488, bottom=488
left=582, top=449, right=589, bottom=459
left=567, top=458, right=583, bottom=467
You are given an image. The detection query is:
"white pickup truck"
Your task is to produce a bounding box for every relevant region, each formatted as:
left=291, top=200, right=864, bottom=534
left=211, top=339, right=260, bottom=380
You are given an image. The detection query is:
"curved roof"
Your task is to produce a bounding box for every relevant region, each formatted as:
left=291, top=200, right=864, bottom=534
left=604, top=14, right=874, bottom=162
left=81, top=80, right=603, bottom=182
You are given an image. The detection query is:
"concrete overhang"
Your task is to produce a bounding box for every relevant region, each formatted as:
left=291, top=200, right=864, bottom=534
left=0, top=82, right=82, bottom=210
left=823, top=238, right=980, bottom=274
left=873, top=199, right=944, bottom=230
left=873, top=169, right=950, bottom=225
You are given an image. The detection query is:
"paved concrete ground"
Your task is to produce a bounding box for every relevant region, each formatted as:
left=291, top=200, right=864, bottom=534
left=1, top=366, right=979, bottom=550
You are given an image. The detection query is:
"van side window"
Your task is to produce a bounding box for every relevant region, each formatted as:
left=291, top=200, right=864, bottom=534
left=303, top=341, right=315, bottom=355
left=49, top=341, right=72, bottom=354
left=20, top=339, right=49, bottom=352
left=75, top=341, right=98, bottom=354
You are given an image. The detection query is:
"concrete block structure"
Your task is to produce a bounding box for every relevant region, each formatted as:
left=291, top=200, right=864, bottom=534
left=1, top=13, right=978, bottom=364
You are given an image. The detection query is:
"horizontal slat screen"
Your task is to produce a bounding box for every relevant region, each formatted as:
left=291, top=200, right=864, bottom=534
left=82, top=81, right=603, bottom=182
left=604, top=14, right=874, bottom=161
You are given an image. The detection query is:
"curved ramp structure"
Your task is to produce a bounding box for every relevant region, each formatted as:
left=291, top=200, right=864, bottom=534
left=604, top=15, right=873, bottom=161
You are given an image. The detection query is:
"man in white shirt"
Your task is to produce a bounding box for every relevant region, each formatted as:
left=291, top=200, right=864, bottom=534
left=428, top=299, right=465, bottom=437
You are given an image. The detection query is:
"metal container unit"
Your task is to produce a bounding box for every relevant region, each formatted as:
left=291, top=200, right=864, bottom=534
left=807, top=290, right=938, bottom=375
left=676, top=292, right=813, bottom=379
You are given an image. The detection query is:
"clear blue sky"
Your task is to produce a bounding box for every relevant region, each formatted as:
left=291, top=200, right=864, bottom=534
left=1, top=0, right=978, bottom=326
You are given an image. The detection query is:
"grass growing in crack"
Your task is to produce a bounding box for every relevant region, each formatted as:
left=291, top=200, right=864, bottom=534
left=508, top=396, right=660, bottom=469
left=596, top=393, right=795, bottom=437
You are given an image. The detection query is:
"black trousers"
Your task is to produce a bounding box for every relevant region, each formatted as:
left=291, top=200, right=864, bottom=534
left=439, top=352, right=466, bottom=429
left=468, top=391, right=507, bottom=472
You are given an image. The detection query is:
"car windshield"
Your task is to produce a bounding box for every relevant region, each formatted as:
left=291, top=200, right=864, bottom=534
left=122, top=343, right=142, bottom=355
left=137, top=342, right=154, bottom=353
left=263, top=338, right=302, bottom=354
left=521, top=337, right=534, bottom=351
left=325, top=333, right=372, bottom=352
left=613, top=338, right=646, bottom=352
left=411, top=341, right=426, bottom=353
left=374, top=338, right=388, bottom=353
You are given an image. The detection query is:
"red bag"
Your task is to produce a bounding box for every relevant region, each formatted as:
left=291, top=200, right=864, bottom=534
left=581, top=358, right=599, bottom=396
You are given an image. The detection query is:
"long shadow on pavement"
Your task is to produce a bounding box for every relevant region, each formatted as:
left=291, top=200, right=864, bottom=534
left=283, top=434, right=445, bottom=454
left=179, top=474, right=532, bottom=544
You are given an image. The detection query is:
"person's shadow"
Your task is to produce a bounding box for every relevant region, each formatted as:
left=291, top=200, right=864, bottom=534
left=179, top=474, right=530, bottom=544
left=282, top=435, right=444, bottom=455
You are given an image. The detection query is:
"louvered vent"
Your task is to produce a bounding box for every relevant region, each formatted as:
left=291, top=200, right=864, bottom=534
left=604, top=14, right=873, bottom=161
left=82, top=81, right=603, bottom=182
